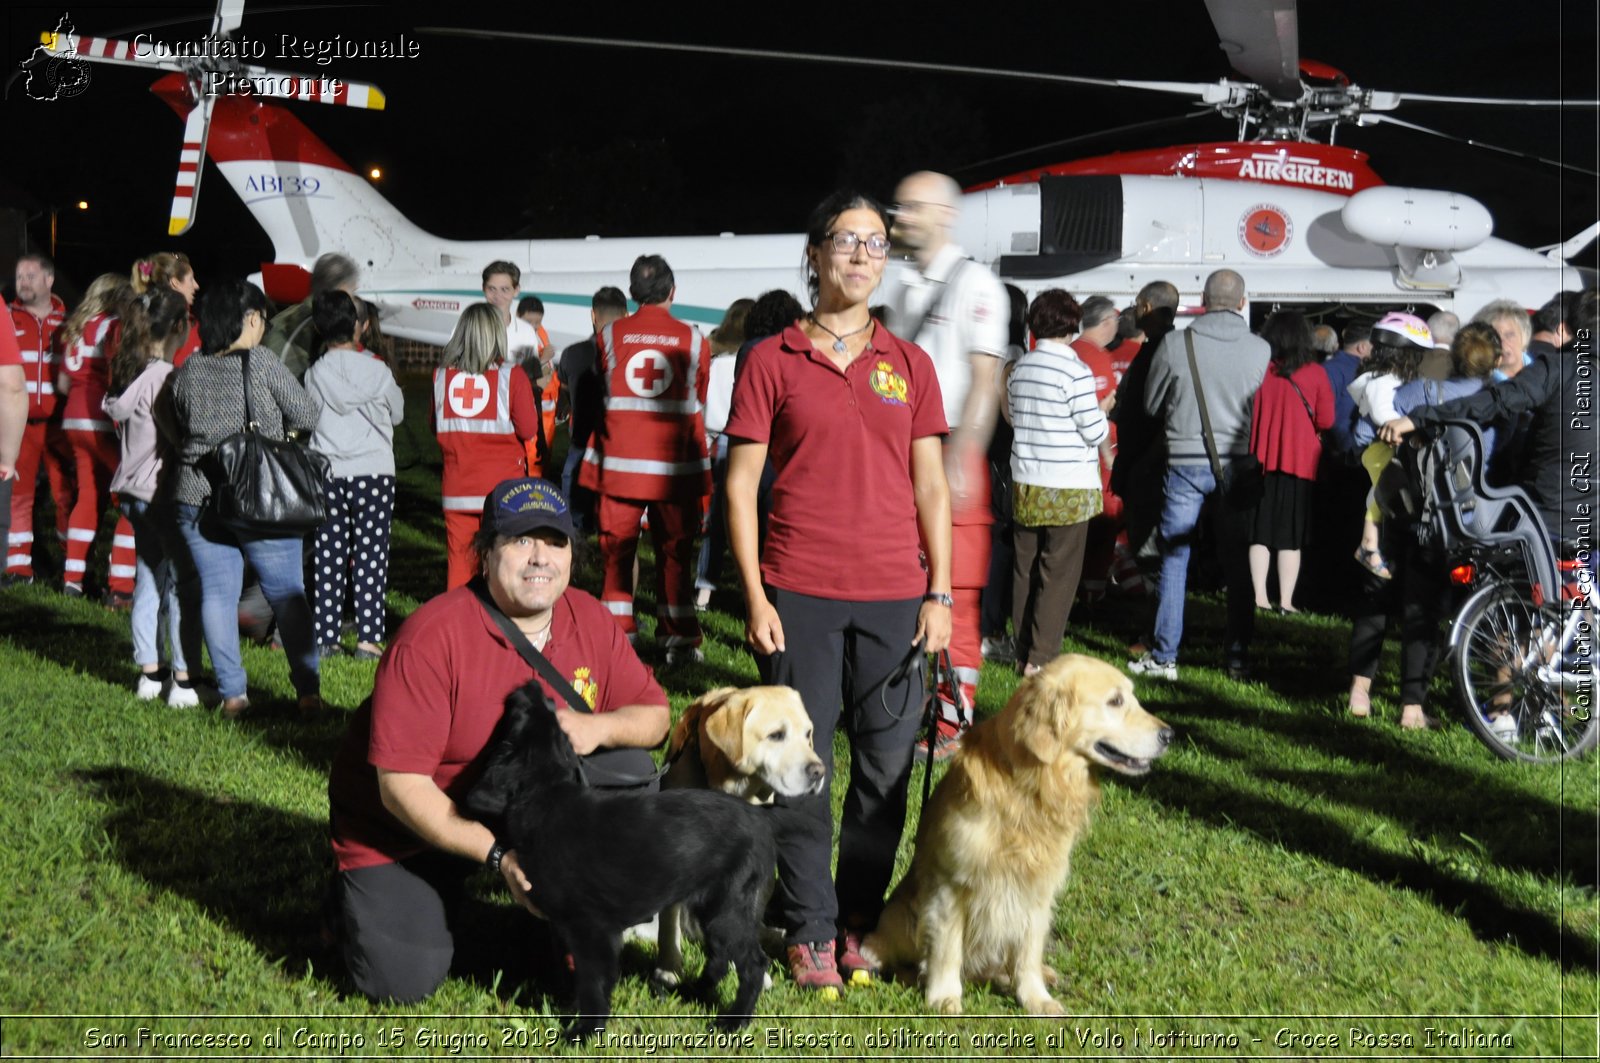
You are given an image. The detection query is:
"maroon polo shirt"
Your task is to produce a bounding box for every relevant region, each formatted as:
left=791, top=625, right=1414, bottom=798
left=328, top=584, right=667, bottom=871
left=725, top=322, right=947, bottom=601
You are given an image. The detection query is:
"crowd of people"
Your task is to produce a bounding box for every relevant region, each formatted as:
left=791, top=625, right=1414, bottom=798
left=2, top=172, right=1594, bottom=1002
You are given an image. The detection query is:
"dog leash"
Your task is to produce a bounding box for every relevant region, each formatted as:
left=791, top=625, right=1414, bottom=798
left=471, top=580, right=691, bottom=791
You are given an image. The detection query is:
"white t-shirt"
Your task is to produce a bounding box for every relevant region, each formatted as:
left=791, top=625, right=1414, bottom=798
left=889, top=242, right=1009, bottom=428
left=505, top=313, right=541, bottom=367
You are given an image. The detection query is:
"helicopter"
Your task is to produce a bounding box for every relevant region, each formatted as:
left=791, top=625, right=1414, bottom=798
left=31, top=0, right=1598, bottom=346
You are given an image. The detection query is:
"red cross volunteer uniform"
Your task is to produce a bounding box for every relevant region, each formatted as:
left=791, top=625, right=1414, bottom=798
left=61, top=313, right=132, bottom=593
left=8, top=293, right=72, bottom=580
left=888, top=244, right=1008, bottom=708
left=578, top=303, right=711, bottom=649
left=432, top=363, right=539, bottom=589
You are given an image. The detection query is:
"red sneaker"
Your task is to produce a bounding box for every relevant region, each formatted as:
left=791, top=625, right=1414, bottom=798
left=914, top=716, right=967, bottom=765
left=786, top=940, right=843, bottom=995
left=836, top=930, right=877, bottom=985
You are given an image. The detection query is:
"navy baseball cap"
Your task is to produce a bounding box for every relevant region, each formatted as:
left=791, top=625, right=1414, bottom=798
left=481, top=478, right=575, bottom=541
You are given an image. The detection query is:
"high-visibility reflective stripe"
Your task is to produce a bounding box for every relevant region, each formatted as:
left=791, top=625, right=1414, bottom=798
left=441, top=495, right=484, bottom=511
left=604, top=600, right=633, bottom=616
left=19, top=350, right=43, bottom=362
left=23, top=381, right=54, bottom=394
left=64, top=559, right=87, bottom=573
left=657, top=604, right=697, bottom=618
left=6, top=554, right=31, bottom=566
left=599, top=456, right=712, bottom=476
left=599, top=323, right=618, bottom=377
left=62, top=418, right=113, bottom=432
left=434, top=418, right=515, bottom=434
left=606, top=397, right=701, bottom=415
left=67, top=529, right=96, bottom=542
left=9, top=532, right=34, bottom=545
left=109, top=564, right=137, bottom=578
left=113, top=535, right=136, bottom=549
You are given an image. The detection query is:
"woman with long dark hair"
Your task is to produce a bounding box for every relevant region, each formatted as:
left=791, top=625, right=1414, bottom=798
left=167, top=278, right=322, bottom=719
left=1247, top=311, right=1334, bottom=612
left=724, top=189, right=951, bottom=993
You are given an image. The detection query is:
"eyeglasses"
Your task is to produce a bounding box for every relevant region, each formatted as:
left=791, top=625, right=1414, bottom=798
left=823, top=231, right=891, bottom=258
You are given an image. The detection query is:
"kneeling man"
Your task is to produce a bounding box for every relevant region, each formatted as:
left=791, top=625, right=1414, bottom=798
left=327, top=478, right=670, bottom=1002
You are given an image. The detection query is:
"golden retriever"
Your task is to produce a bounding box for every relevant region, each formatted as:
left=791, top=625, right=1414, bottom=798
left=861, top=654, right=1172, bottom=1015
left=655, top=685, right=826, bottom=984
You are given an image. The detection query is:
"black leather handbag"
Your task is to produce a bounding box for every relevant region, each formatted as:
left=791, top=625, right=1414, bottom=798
left=206, top=347, right=331, bottom=535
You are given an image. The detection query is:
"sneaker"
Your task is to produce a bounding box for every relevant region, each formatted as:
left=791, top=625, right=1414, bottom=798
left=103, top=590, right=133, bottom=611
left=836, top=930, right=876, bottom=986
left=1127, top=652, right=1178, bottom=681
left=0, top=573, right=33, bottom=588
left=1486, top=712, right=1519, bottom=742
left=220, top=696, right=250, bottom=721
left=135, top=673, right=164, bottom=701
left=62, top=582, right=85, bottom=598
left=981, top=635, right=1016, bottom=664
left=914, top=717, right=967, bottom=765
left=663, top=646, right=705, bottom=668
left=167, top=682, right=200, bottom=709
left=1225, top=658, right=1250, bottom=682
left=316, top=643, right=343, bottom=660
left=786, top=940, right=843, bottom=995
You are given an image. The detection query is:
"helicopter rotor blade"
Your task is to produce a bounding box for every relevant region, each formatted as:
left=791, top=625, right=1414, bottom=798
left=418, top=26, right=1237, bottom=101
left=1203, top=0, right=1301, bottom=101
left=1362, top=114, right=1598, bottom=177
left=957, top=110, right=1219, bottom=176
left=1375, top=90, right=1600, bottom=109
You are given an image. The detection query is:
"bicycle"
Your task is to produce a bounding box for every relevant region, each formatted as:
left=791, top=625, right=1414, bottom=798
left=1382, top=419, right=1596, bottom=763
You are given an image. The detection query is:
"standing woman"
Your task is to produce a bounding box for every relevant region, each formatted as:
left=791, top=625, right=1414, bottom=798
left=131, top=253, right=201, bottom=365
left=724, top=189, right=951, bottom=992
left=433, top=302, right=540, bottom=589
left=57, top=273, right=135, bottom=596
left=1247, top=311, right=1335, bottom=613
left=1005, top=290, right=1111, bottom=674
left=104, top=288, right=201, bottom=705
left=166, top=278, right=322, bottom=719
left=304, top=292, right=404, bottom=659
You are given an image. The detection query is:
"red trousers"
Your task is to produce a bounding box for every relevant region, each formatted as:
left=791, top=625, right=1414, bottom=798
left=63, top=429, right=119, bottom=589
left=443, top=509, right=483, bottom=591
left=950, top=459, right=992, bottom=688
left=6, top=419, right=73, bottom=578
left=597, top=494, right=702, bottom=647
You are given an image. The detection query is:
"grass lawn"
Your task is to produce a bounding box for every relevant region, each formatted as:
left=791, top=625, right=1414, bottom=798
left=1, top=371, right=1595, bottom=1058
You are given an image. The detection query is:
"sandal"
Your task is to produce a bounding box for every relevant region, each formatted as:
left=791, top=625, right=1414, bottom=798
left=1354, top=547, right=1394, bottom=581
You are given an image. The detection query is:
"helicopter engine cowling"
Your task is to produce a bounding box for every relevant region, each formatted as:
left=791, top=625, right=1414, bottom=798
left=1341, top=186, right=1493, bottom=253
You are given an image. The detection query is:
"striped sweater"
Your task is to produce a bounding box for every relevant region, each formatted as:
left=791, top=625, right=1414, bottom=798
left=1007, top=339, right=1108, bottom=490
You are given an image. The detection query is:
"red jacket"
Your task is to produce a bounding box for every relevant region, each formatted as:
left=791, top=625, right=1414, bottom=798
left=432, top=363, right=540, bottom=511
left=61, top=312, right=118, bottom=433
left=1250, top=362, right=1335, bottom=480
left=579, top=303, right=711, bottom=502
left=11, top=294, right=66, bottom=420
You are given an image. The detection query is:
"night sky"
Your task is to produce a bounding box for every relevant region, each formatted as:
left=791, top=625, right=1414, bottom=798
left=3, top=0, right=1596, bottom=295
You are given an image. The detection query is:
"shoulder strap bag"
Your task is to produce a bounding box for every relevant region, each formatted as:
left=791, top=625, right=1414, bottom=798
left=205, top=347, right=331, bottom=534
left=470, top=579, right=671, bottom=791
left=1185, top=330, right=1263, bottom=508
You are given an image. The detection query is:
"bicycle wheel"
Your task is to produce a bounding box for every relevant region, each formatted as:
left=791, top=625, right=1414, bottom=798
left=1454, top=585, right=1599, bottom=763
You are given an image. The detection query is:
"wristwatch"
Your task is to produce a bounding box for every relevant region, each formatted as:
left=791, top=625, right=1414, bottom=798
left=923, top=592, right=954, bottom=608
left=486, top=841, right=508, bottom=873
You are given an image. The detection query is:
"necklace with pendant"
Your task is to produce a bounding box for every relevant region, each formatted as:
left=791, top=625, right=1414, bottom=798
left=809, top=314, right=872, bottom=355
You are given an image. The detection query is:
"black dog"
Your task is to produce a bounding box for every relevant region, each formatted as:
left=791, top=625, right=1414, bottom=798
left=464, top=681, right=775, bottom=1040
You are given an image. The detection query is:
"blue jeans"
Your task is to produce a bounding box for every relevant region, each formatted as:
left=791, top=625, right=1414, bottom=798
left=695, top=435, right=730, bottom=593
left=1151, top=463, right=1254, bottom=665
left=120, top=498, right=199, bottom=673
left=176, top=503, right=319, bottom=700
left=560, top=439, right=593, bottom=532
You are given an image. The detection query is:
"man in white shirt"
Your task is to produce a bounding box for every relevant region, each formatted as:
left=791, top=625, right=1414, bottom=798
left=479, top=260, right=541, bottom=368
left=889, top=171, right=1009, bottom=761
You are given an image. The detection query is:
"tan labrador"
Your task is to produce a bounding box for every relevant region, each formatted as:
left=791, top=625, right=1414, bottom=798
left=655, top=685, right=825, bottom=984
left=861, top=654, right=1172, bottom=1015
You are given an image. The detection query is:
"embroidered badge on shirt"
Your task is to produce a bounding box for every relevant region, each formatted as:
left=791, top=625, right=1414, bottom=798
left=571, top=666, right=598, bottom=708
left=868, top=361, right=909, bottom=407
